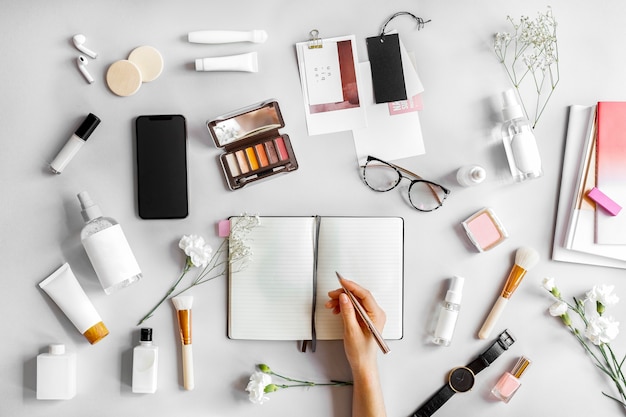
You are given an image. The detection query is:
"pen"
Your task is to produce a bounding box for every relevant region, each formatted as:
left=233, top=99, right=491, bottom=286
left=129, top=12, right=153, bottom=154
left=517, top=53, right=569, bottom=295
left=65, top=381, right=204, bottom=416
left=335, top=272, right=390, bottom=354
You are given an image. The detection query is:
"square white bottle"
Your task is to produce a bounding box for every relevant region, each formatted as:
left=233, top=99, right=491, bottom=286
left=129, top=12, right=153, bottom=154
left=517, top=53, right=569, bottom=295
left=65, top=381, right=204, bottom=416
left=132, top=328, right=158, bottom=393
left=37, top=344, right=76, bottom=400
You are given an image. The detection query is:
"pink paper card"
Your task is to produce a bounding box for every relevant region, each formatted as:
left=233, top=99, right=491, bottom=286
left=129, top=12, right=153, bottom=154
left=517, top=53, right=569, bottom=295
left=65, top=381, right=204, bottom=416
left=388, top=94, right=423, bottom=115
left=595, top=102, right=626, bottom=243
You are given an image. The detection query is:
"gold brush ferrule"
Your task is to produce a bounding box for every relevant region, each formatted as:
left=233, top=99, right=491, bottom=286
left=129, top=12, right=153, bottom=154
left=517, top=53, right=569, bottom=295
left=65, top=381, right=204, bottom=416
left=177, top=309, right=192, bottom=345
left=501, top=264, right=528, bottom=299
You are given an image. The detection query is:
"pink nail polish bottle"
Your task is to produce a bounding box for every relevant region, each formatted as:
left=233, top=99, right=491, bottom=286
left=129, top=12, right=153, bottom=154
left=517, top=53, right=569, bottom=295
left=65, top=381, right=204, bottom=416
left=491, top=356, right=531, bottom=403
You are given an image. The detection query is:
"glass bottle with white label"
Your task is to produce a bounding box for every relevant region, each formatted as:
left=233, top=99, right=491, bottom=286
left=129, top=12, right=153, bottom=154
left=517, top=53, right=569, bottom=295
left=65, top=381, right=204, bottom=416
left=78, top=191, right=142, bottom=294
left=501, top=89, right=542, bottom=182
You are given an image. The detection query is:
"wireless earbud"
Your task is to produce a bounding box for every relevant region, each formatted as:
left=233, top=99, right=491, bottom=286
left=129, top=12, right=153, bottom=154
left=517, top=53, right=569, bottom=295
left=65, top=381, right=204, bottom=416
left=72, top=34, right=98, bottom=59
left=77, top=55, right=94, bottom=84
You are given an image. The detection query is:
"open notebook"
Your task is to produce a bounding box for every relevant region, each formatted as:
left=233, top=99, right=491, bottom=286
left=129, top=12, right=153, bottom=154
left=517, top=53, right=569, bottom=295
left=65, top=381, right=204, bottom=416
left=228, top=216, right=403, bottom=341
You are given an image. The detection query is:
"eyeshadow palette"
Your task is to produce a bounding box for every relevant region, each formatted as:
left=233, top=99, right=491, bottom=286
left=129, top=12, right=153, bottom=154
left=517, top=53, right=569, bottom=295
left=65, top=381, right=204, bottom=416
left=207, top=100, right=298, bottom=190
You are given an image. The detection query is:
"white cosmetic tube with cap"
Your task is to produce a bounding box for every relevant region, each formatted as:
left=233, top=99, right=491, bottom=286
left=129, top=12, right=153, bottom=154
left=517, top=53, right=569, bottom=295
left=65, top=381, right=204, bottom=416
left=50, top=113, right=101, bottom=174
left=188, top=30, right=268, bottom=44
left=194, top=52, right=258, bottom=73
left=39, top=263, right=109, bottom=345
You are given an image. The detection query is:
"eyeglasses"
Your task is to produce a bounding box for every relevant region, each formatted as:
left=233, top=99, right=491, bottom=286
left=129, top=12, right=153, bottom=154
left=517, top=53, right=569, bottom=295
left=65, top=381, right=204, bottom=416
left=361, top=156, right=450, bottom=212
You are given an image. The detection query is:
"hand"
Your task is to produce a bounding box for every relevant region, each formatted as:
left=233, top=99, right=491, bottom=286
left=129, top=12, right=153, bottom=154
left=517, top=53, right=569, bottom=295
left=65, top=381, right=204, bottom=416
left=326, top=278, right=386, bottom=373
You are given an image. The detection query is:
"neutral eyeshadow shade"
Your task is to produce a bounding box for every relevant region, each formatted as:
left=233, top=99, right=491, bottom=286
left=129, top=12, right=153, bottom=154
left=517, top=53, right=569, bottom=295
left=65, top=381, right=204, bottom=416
left=224, top=153, right=241, bottom=177
left=245, top=147, right=259, bottom=170
left=275, top=137, right=289, bottom=161
left=255, top=144, right=269, bottom=167
left=235, top=150, right=249, bottom=174
left=265, top=141, right=279, bottom=164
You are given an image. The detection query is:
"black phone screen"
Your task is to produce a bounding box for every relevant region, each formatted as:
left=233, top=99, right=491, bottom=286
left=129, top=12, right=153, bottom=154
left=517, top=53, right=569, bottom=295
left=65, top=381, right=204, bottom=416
left=135, top=115, right=188, bottom=219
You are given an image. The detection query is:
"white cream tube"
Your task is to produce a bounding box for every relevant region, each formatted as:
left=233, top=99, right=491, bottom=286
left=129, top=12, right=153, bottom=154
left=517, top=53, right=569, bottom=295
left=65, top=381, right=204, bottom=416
left=188, top=30, right=268, bottom=44
left=39, top=263, right=109, bottom=344
left=194, top=52, right=258, bottom=73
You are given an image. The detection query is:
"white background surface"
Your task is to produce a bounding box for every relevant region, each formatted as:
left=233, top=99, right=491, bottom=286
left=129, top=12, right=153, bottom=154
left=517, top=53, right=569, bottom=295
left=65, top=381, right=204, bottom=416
left=2, top=1, right=626, bottom=416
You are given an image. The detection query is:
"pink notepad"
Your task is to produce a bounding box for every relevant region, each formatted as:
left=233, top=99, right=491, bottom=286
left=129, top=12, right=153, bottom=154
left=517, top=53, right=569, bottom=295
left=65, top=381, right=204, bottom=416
left=595, top=102, right=626, bottom=243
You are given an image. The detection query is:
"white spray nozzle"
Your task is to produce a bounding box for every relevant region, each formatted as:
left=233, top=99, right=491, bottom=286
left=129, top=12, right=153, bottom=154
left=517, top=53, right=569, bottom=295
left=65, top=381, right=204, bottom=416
left=445, top=275, right=464, bottom=304
left=502, top=89, right=524, bottom=121
left=77, top=191, right=102, bottom=221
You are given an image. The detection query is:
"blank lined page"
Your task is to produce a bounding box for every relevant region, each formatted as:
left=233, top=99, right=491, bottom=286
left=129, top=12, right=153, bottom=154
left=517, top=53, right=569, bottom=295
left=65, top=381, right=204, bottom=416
left=228, top=217, right=315, bottom=340
left=315, top=217, right=403, bottom=340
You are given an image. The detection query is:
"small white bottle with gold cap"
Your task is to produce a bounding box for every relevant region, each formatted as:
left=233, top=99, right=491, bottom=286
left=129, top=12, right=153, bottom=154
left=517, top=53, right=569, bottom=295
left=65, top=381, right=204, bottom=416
left=37, top=344, right=76, bottom=400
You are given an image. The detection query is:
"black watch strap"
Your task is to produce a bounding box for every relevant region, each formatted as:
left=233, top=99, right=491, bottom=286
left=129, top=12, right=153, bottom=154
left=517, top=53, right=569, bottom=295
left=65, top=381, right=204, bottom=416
left=411, top=384, right=455, bottom=417
left=466, top=329, right=515, bottom=375
left=411, top=330, right=516, bottom=417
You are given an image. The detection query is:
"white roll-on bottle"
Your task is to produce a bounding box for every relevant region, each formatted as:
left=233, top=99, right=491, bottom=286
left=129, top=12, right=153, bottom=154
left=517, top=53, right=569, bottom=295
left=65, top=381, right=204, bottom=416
left=50, top=113, right=100, bottom=174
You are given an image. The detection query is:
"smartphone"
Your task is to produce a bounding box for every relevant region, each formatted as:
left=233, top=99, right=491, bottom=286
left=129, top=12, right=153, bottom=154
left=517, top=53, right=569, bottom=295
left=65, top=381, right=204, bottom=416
left=135, top=115, right=188, bottom=219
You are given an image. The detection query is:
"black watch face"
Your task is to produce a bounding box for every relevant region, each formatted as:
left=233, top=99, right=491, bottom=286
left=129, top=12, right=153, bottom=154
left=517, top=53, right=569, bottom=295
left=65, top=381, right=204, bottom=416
left=448, top=367, right=475, bottom=393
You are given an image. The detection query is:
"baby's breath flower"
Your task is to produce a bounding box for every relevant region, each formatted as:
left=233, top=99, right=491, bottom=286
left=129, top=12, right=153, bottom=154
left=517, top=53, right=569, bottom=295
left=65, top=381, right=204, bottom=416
left=493, top=7, right=559, bottom=128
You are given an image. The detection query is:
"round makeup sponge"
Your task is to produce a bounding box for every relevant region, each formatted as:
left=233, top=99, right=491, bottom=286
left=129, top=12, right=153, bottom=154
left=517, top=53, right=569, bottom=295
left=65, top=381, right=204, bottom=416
left=106, top=60, right=142, bottom=96
left=128, top=45, right=164, bottom=82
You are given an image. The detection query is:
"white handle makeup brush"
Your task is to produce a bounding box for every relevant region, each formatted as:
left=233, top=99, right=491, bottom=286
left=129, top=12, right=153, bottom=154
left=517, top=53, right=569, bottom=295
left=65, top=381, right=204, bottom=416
left=478, top=247, right=539, bottom=339
left=172, top=296, right=194, bottom=390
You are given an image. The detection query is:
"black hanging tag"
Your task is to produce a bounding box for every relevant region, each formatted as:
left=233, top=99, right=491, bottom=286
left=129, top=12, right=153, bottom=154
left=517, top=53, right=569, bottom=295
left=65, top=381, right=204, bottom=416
left=366, top=33, right=407, bottom=104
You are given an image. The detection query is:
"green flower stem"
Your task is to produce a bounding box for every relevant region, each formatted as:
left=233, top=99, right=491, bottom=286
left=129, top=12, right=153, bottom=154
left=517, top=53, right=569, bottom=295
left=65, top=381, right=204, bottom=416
left=556, top=293, right=626, bottom=408
left=137, top=216, right=258, bottom=327
left=169, top=240, right=230, bottom=299
left=136, top=258, right=193, bottom=326
left=606, top=345, right=626, bottom=403
left=495, top=10, right=559, bottom=129
left=267, top=370, right=352, bottom=387
left=274, top=382, right=353, bottom=389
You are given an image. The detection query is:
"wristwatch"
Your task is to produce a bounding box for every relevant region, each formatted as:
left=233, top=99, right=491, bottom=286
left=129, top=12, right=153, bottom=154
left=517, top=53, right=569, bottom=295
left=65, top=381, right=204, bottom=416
left=412, top=329, right=515, bottom=417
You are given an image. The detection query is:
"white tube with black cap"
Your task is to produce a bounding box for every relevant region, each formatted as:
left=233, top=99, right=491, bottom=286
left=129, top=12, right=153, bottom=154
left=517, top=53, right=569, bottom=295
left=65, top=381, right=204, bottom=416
left=50, top=113, right=100, bottom=174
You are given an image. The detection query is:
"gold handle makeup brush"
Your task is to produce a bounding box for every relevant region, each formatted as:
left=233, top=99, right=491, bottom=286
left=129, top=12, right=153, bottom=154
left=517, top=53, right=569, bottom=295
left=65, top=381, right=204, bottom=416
left=478, top=247, right=539, bottom=339
left=172, top=296, right=194, bottom=390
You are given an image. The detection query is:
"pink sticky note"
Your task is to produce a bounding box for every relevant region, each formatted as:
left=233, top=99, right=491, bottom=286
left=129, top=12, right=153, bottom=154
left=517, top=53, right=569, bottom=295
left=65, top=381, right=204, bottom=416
left=387, top=94, right=423, bottom=115
left=588, top=187, right=622, bottom=216
left=217, top=219, right=231, bottom=237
